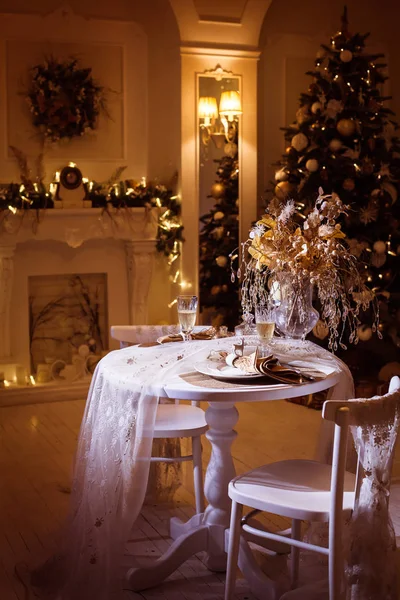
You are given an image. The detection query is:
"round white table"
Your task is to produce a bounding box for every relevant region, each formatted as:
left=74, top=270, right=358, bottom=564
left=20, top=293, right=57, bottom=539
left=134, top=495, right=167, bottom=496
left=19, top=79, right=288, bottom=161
left=127, top=341, right=345, bottom=597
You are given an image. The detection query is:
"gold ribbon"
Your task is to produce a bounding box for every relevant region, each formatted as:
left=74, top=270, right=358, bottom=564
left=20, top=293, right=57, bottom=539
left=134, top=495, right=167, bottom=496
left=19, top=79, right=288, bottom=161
left=233, top=348, right=326, bottom=384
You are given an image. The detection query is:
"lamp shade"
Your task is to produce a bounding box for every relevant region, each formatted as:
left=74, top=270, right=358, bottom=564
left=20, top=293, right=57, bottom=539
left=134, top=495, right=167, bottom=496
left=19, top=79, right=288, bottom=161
left=198, top=97, right=218, bottom=126
left=219, top=91, right=242, bottom=121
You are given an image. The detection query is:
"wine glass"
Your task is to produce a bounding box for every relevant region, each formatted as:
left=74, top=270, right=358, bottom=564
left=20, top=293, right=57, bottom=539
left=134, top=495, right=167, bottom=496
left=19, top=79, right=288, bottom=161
left=177, top=295, right=198, bottom=341
left=255, top=303, right=276, bottom=355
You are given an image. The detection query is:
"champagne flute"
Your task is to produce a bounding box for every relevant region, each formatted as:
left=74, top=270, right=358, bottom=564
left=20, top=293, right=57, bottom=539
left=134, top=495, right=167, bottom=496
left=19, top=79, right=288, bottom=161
left=177, top=295, right=198, bottom=341
left=255, top=303, right=275, bottom=355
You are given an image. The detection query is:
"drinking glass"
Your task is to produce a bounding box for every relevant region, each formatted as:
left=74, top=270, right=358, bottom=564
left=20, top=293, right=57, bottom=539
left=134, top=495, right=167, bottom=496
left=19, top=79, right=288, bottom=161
left=177, top=295, right=198, bottom=341
left=255, top=303, right=276, bottom=354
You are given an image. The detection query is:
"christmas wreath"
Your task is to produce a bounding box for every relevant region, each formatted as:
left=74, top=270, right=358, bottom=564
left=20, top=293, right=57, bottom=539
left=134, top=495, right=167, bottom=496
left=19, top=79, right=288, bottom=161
left=26, top=57, right=105, bottom=143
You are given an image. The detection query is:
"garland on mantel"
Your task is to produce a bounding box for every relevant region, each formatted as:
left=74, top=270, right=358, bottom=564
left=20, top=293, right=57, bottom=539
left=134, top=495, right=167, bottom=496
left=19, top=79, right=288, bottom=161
left=0, top=180, right=184, bottom=265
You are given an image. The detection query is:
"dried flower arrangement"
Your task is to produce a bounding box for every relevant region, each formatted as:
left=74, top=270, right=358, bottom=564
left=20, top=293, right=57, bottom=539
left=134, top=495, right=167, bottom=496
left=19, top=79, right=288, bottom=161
left=239, top=188, right=379, bottom=350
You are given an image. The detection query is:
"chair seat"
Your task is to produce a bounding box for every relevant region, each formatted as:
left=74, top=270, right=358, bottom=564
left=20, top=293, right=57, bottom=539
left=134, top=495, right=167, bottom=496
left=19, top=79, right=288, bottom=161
left=154, top=404, right=208, bottom=438
left=229, top=459, right=356, bottom=522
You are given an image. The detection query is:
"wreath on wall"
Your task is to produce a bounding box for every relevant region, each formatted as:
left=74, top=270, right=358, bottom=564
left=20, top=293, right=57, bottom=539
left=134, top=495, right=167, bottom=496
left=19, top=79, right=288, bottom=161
left=26, top=57, right=106, bottom=144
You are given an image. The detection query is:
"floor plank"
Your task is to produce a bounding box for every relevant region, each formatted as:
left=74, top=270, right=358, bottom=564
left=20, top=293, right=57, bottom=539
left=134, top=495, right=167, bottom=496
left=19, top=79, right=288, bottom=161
left=1, top=397, right=400, bottom=599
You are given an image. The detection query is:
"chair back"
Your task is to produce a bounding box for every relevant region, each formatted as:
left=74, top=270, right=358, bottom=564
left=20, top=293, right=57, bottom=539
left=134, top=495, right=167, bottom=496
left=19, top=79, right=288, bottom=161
left=111, top=325, right=180, bottom=348
left=322, top=376, right=400, bottom=599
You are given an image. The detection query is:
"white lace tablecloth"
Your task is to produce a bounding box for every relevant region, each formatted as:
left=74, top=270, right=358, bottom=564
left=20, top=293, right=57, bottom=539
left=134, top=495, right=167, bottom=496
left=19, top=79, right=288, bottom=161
left=30, top=337, right=353, bottom=600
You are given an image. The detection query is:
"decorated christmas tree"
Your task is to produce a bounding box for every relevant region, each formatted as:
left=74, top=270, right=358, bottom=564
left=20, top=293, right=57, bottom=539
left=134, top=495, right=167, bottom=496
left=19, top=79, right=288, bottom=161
left=199, top=149, right=240, bottom=330
left=270, top=7, right=400, bottom=384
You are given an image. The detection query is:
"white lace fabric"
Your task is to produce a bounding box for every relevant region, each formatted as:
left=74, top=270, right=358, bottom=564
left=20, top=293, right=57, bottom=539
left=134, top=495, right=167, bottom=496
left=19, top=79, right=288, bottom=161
left=28, top=338, right=352, bottom=600
left=346, top=389, right=400, bottom=600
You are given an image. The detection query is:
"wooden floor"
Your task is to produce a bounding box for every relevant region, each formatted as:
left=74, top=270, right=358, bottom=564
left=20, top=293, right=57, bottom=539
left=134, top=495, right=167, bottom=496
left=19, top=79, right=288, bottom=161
left=1, top=397, right=400, bottom=599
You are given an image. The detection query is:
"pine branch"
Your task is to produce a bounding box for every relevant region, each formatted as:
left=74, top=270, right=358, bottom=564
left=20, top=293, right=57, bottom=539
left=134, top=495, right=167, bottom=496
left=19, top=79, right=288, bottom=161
left=9, top=146, right=33, bottom=190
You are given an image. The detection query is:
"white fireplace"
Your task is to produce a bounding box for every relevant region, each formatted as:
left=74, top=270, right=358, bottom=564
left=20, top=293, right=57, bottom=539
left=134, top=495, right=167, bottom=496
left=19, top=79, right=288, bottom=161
left=0, top=207, right=160, bottom=404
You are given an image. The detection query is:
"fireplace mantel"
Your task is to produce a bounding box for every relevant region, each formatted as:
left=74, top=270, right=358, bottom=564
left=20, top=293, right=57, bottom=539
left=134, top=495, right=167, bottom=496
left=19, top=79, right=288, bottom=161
left=0, top=207, right=161, bottom=247
left=0, top=207, right=161, bottom=361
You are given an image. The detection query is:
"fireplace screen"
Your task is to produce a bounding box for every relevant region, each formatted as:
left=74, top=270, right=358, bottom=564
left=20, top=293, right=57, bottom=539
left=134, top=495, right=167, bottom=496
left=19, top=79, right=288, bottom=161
left=28, top=273, right=108, bottom=379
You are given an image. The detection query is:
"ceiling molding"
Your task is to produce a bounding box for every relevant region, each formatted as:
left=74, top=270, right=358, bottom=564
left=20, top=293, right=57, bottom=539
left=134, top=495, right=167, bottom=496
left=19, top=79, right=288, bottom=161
left=169, top=0, right=273, bottom=48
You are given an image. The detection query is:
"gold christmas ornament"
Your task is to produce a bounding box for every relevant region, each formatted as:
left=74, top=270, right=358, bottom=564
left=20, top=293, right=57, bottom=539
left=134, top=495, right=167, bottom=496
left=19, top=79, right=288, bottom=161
left=382, top=181, right=398, bottom=205
left=311, top=102, right=322, bottom=114
left=210, top=183, right=225, bottom=199
left=215, top=255, right=228, bottom=268
left=342, top=178, right=355, bottom=191
left=329, top=139, right=343, bottom=152
left=306, top=159, right=319, bottom=172
left=371, top=252, right=386, bottom=268
left=362, top=159, right=374, bottom=175
left=291, top=132, right=308, bottom=152
left=360, top=202, right=379, bottom=224
left=274, top=168, right=289, bottom=182
left=222, top=284, right=228, bottom=292
left=357, top=324, right=373, bottom=342
left=213, top=211, right=225, bottom=220
left=340, top=49, right=353, bottom=62
left=213, top=226, right=224, bottom=239
left=337, top=119, right=356, bottom=137
left=274, top=181, right=293, bottom=200
left=296, top=106, right=311, bottom=125
left=373, top=240, right=386, bottom=254
left=211, top=285, right=221, bottom=295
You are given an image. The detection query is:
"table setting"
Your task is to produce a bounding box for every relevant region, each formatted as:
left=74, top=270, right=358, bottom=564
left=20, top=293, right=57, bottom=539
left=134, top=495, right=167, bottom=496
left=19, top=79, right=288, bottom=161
left=24, top=191, right=385, bottom=600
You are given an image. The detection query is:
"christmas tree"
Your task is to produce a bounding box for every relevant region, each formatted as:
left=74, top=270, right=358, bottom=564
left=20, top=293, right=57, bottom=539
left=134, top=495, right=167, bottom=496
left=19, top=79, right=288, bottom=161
left=270, top=7, right=400, bottom=383
left=199, top=147, right=240, bottom=331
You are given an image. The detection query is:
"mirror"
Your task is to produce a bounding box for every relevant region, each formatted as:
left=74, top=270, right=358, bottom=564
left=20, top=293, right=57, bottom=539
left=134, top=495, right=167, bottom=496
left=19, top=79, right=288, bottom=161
left=197, top=66, right=242, bottom=329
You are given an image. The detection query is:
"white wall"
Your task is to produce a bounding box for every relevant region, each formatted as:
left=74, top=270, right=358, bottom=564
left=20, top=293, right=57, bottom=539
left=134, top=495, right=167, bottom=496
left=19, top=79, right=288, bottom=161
left=0, top=0, right=181, bottom=183
left=0, top=1, right=182, bottom=325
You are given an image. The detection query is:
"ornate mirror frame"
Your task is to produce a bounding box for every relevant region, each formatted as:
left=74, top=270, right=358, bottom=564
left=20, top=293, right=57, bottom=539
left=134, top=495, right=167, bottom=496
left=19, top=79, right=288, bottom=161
left=180, top=47, right=259, bottom=299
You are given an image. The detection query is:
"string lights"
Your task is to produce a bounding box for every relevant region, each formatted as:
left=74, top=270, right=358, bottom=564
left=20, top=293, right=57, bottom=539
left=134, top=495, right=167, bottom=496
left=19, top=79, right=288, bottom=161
left=0, top=173, right=184, bottom=268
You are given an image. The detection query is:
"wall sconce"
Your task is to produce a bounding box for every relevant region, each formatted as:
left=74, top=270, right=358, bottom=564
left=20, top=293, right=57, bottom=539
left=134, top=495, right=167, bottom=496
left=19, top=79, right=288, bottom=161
left=198, top=96, right=218, bottom=127
left=198, top=91, right=242, bottom=150
left=219, top=91, right=242, bottom=122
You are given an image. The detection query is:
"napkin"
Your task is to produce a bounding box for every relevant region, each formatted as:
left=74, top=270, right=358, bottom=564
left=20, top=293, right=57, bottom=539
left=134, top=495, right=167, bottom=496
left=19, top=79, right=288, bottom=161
left=227, top=349, right=326, bottom=384
left=158, top=327, right=216, bottom=344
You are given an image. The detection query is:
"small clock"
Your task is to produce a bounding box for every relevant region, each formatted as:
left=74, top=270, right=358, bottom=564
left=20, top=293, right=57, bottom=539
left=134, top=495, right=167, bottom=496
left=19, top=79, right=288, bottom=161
left=55, top=164, right=91, bottom=208
left=60, top=165, right=83, bottom=190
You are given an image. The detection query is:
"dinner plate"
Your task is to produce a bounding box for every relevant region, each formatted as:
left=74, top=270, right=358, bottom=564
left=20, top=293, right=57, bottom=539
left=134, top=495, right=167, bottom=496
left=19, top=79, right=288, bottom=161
left=194, top=361, right=265, bottom=381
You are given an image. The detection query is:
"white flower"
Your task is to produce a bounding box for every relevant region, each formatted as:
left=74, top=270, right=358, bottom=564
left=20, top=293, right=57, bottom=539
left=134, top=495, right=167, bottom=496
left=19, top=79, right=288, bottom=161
left=305, top=209, right=320, bottom=228
left=277, top=200, right=295, bottom=223
left=318, top=224, right=335, bottom=238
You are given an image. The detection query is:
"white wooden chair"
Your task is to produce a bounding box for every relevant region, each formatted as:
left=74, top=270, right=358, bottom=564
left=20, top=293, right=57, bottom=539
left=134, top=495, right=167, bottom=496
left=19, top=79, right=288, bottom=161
left=110, top=325, right=207, bottom=513
left=224, top=376, right=400, bottom=600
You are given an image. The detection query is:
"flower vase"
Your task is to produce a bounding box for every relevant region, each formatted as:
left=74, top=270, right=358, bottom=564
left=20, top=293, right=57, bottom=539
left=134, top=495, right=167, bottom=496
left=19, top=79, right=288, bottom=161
left=274, top=274, right=319, bottom=340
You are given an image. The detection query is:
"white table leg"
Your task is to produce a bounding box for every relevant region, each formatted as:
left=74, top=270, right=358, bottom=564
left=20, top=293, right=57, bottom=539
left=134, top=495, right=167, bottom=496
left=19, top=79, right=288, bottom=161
left=202, top=401, right=238, bottom=570
left=127, top=400, right=239, bottom=590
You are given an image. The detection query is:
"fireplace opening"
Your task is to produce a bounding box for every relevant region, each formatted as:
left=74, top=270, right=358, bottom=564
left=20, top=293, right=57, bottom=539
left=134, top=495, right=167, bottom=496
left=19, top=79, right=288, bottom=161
left=28, top=273, right=108, bottom=383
